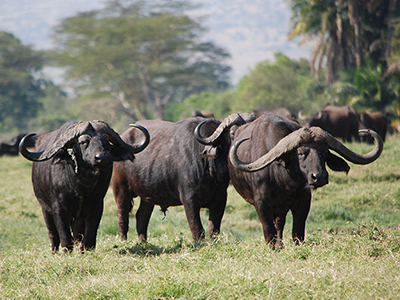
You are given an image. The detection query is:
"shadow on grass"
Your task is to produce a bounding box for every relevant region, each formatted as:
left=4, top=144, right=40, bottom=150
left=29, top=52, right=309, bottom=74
left=113, top=239, right=206, bottom=257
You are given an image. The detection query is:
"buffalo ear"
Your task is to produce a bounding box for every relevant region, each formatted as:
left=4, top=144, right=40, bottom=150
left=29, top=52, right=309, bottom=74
left=201, top=145, right=219, bottom=159
left=326, top=151, right=350, bottom=174
left=110, top=146, right=135, bottom=161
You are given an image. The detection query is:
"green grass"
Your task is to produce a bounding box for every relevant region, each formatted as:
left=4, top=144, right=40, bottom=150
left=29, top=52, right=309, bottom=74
left=1, top=135, right=400, bottom=299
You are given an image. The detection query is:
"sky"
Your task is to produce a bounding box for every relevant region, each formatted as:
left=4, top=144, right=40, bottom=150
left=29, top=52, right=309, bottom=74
left=0, top=0, right=311, bottom=84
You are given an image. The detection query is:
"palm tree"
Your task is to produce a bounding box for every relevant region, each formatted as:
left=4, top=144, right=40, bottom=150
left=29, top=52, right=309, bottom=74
left=288, top=0, right=400, bottom=85
left=288, top=0, right=355, bottom=85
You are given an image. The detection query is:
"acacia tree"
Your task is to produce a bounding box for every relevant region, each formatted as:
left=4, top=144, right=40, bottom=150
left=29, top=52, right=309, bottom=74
left=0, top=32, right=45, bottom=131
left=50, top=0, right=231, bottom=120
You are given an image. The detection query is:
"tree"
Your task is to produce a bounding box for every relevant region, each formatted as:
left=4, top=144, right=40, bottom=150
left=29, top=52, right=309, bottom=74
left=230, top=53, right=312, bottom=114
left=288, top=0, right=400, bottom=85
left=50, top=0, right=231, bottom=121
left=0, top=32, right=45, bottom=131
left=164, top=90, right=233, bottom=121
left=288, top=0, right=345, bottom=85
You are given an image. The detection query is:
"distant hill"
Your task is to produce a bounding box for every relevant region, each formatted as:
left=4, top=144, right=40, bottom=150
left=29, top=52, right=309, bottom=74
left=0, top=0, right=310, bottom=84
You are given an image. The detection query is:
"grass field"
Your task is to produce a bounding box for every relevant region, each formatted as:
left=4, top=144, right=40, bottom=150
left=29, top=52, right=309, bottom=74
left=1, top=134, right=400, bottom=299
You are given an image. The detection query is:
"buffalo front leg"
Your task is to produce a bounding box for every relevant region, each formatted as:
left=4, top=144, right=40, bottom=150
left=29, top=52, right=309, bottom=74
left=182, top=197, right=205, bottom=241
left=72, top=217, right=85, bottom=251
left=208, top=188, right=227, bottom=239
left=254, top=200, right=277, bottom=248
left=52, top=210, right=74, bottom=252
left=136, top=198, right=154, bottom=242
left=291, top=192, right=311, bottom=245
left=273, top=212, right=288, bottom=249
left=82, top=202, right=104, bottom=251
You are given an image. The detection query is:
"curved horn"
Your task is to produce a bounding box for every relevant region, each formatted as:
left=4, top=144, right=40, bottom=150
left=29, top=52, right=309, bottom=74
left=92, top=120, right=150, bottom=154
left=19, top=122, right=94, bottom=162
left=194, top=113, right=247, bottom=145
left=309, top=127, right=383, bottom=164
left=19, top=133, right=48, bottom=161
left=126, top=124, right=150, bottom=153
left=229, top=127, right=313, bottom=172
left=316, top=110, right=323, bottom=119
left=298, top=110, right=306, bottom=120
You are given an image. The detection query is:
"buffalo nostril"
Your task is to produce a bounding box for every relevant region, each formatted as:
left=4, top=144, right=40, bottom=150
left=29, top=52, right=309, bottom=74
left=311, top=173, right=326, bottom=182
left=95, top=153, right=110, bottom=161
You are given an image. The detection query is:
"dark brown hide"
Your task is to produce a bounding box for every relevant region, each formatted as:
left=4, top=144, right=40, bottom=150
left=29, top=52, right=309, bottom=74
left=112, top=117, right=237, bottom=242
left=228, top=113, right=382, bottom=248
left=19, top=121, right=149, bottom=252
left=299, top=105, right=360, bottom=142
left=252, top=108, right=298, bottom=124
left=359, top=112, right=387, bottom=142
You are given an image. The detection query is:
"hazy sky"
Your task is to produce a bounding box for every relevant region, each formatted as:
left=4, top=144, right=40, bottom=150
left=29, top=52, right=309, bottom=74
left=0, top=0, right=311, bottom=84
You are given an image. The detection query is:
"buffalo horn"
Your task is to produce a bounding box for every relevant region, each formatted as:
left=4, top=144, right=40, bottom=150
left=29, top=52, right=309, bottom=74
left=309, top=127, right=383, bottom=165
left=19, top=133, right=44, bottom=161
left=19, top=121, right=150, bottom=162
left=194, top=113, right=246, bottom=145
left=19, top=122, right=96, bottom=162
left=92, top=121, right=149, bottom=154
left=123, top=124, right=150, bottom=153
left=229, top=126, right=383, bottom=173
left=297, top=110, right=306, bottom=120
left=229, top=127, right=313, bottom=172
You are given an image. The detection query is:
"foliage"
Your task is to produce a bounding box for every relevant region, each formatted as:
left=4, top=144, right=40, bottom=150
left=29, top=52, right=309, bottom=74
left=164, top=90, right=234, bottom=121
left=50, top=0, right=231, bottom=121
left=0, top=32, right=46, bottom=132
left=1, top=135, right=400, bottom=298
left=232, top=53, right=312, bottom=114
left=27, top=81, right=74, bottom=133
left=288, top=0, right=400, bottom=85
left=167, top=53, right=314, bottom=119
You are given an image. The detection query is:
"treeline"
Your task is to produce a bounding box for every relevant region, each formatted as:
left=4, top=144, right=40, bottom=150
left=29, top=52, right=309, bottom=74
left=1, top=0, right=400, bottom=136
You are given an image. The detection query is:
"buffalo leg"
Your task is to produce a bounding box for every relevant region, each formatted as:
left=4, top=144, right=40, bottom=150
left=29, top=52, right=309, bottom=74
left=114, top=188, right=133, bottom=241
left=136, top=198, right=154, bottom=242
left=52, top=209, right=74, bottom=252
left=72, top=217, right=85, bottom=251
left=182, top=197, right=205, bottom=241
left=82, top=203, right=104, bottom=250
left=254, top=200, right=277, bottom=247
left=273, top=212, right=287, bottom=249
left=208, top=188, right=227, bottom=238
left=291, top=193, right=311, bottom=244
left=41, top=207, right=60, bottom=252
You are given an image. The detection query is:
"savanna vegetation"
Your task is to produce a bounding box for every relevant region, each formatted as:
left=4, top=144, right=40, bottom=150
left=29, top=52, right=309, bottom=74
left=1, top=0, right=400, bottom=298
left=2, top=0, right=400, bottom=137
left=1, top=130, right=400, bottom=299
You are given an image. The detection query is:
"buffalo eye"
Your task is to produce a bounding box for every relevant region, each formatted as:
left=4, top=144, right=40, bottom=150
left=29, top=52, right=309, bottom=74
left=78, top=135, right=91, bottom=148
left=297, top=147, right=309, bottom=160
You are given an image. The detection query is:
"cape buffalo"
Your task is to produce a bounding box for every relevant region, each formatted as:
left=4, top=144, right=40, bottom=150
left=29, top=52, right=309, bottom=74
left=196, top=113, right=383, bottom=248
left=111, top=114, right=245, bottom=242
left=252, top=107, right=298, bottom=123
left=359, top=111, right=388, bottom=143
left=299, top=105, right=360, bottom=142
left=0, top=133, right=35, bottom=156
left=19, top=120, right=150, bottom=252
left=191, top=110, right=215, bottom=118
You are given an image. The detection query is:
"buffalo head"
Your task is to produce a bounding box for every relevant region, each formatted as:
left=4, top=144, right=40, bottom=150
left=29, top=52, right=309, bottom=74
left=230, top=126, right=383, bottom=187
left=19, top=120, right=150, bottom=170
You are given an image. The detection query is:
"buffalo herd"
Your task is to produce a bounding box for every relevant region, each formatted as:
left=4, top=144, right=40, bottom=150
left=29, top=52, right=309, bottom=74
left=16, top=104, right=387, bottom=252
